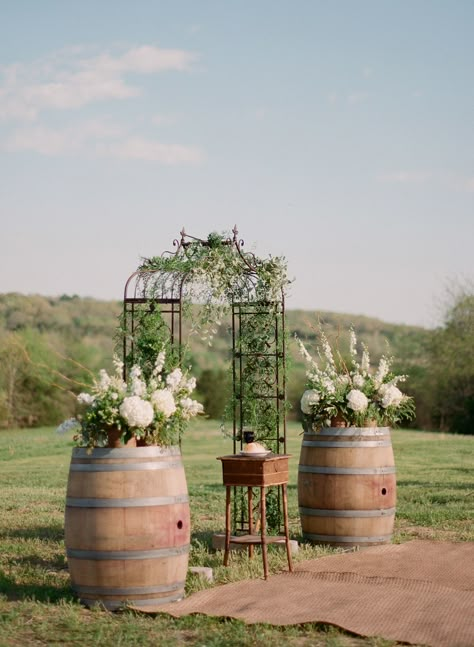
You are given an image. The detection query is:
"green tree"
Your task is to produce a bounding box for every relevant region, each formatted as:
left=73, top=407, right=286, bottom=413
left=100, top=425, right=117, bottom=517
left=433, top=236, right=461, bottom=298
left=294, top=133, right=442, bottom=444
left=429, top=288, right=474, bottom=434
left=196, top=368, right=231, bottom=420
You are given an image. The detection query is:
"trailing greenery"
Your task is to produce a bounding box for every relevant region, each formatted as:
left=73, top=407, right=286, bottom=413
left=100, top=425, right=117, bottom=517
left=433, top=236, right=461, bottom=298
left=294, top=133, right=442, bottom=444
left=139, top=231, right=289, bottom=305
left=126, top=232, right=289, bottom=445
left=126, top=231, right=290, bottom=530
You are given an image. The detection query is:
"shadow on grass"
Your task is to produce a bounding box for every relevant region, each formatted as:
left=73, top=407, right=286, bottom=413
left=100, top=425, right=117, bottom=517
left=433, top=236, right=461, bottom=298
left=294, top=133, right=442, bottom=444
left=0, top=523, right=64, bottom=542
left=397, top=479, right=473, bottom=491
left=0, top=570, right=74, bottom=604
left=191, top=529, right=218, bottom=550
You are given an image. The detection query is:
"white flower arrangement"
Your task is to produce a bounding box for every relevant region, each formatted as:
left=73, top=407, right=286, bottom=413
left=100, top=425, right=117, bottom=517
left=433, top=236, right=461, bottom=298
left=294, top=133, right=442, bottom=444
left=56, top=351, right=203, bottom=447
left=296, top=326, right=415, bottom=430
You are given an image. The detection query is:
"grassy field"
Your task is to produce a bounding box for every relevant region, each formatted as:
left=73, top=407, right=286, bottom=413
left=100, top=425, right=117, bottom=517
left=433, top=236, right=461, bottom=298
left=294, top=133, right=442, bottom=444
left=0, top=421, right=472, bottom=646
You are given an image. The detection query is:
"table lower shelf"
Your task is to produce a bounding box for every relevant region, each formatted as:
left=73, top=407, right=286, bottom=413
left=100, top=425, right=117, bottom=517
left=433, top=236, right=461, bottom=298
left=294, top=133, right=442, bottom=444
left=227, top=534, right=289, bottom=546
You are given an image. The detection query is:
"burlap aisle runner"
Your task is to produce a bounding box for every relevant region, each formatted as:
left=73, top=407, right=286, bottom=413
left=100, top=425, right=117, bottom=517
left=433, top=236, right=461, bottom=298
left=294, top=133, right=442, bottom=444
left=150, top=541, right=474, bottom=647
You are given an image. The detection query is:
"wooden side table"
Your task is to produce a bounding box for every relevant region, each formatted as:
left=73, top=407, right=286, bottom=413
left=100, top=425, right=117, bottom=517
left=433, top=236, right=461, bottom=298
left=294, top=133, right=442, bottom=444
left=217, top=454, right=293, bottom=579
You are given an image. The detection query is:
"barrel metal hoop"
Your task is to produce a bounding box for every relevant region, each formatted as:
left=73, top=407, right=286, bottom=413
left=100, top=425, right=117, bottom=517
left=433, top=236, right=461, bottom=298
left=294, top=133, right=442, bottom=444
left=72, top=446, right=181, bottom=459
left=302, top=533, right=393, bottom=543
left=80, top=593, right=184, bottom=609
left=67, top=544, right=190, bottom=560
left=311, top=427, right=390, bottom=437
left=70, top=461, right=183, bottom=472
left=298, top=465, right=396, bottom=475
left=302, top=440, right=391, bottom=448
left=66, top=495, right=189, bottom=508
left=299, top=507, right=396, bottom=518
left=72, top=581, right=185, bottom=596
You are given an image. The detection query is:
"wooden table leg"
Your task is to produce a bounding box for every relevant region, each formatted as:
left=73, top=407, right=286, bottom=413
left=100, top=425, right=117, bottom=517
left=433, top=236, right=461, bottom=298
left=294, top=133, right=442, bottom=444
left=224, top=486, right=231, bottom=566
left=247, top=486, right=254, bottom=559
left=282, top=483, right=293, bottom=572
left=260, top=486, right=268, bottom=579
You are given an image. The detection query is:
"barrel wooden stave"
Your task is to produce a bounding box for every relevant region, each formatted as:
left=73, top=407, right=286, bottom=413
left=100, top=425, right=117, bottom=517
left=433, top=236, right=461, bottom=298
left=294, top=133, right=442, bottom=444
left=298, top=427, right=396, bottom=547
left=65, top=503, right=190, bottom=551
left=65, top=446, right=190, bottom=610
left=298, top=472, right=396, bottom=510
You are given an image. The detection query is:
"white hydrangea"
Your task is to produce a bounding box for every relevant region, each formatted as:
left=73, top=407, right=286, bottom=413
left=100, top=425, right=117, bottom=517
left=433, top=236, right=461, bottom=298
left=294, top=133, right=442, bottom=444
left=346, top=389, right=369, bottom=412
left=119, top=396, right=154, bottom=428
left=381, top=385, right=404, bottom=408
left=151, top=389, right=177, bottom=418
left=166, top=368, right=183, bottom=392
left=180, top=397, right=204, bottom=419
left=300, top=389, right=320, bottom=415
left=77, top=392, right=95, bottom=405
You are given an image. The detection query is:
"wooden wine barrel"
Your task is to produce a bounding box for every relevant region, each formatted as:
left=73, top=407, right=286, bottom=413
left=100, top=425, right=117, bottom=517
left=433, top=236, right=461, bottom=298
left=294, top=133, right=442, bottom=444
left=64, top=446, right=190, bottom=611
left=298, top=427, right=396, bottom=547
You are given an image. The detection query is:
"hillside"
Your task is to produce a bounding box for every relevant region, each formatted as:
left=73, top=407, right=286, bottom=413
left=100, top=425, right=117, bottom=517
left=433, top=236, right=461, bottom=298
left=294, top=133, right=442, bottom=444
left=0, top=293, right=432, bottom=428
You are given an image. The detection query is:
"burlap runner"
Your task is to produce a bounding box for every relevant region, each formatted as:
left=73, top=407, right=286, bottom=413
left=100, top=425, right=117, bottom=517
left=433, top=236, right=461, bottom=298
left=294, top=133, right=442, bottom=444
left=150, top=541, right=474, bottom=647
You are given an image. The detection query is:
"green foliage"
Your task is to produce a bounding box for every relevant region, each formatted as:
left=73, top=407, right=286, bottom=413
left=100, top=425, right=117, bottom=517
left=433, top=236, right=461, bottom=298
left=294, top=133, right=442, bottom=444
left=426, top=289, right=474, bottom=434
left=196, top=368, right=231, bottom=420
left=4, top=291, right=474, bottom=437
left=120, top=304, right=181, bottom=380
left=139, top=230, right=289, bottom=307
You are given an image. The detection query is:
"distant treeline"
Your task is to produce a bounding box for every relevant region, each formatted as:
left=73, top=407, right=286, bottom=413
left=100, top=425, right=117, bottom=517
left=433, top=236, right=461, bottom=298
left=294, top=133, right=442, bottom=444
left=0, top=291, right=472, bottom=435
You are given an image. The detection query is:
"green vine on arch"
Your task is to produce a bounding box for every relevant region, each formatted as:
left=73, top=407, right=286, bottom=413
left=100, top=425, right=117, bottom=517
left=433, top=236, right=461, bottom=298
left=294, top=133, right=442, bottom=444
left=121, top=228, right=291, bottom=532
left=137, top=229, right=289, bottom=343
left=122, top=228, right=290, bottom=441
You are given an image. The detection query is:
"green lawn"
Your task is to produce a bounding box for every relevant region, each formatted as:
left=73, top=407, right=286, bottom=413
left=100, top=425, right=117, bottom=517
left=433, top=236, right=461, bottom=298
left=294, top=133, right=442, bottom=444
left=0, top=421, right=472, bottom=646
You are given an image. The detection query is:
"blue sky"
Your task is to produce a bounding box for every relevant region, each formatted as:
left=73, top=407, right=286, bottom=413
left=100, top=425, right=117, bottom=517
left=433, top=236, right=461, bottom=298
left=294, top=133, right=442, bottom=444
left=1, top=1, right=472, bottom=327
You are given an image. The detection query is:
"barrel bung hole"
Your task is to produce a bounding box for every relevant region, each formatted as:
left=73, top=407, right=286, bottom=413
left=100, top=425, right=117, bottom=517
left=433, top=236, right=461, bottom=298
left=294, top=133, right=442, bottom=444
left=381, top=488, right=387, bottom=495
left=177, top=520, right=183, bottom=530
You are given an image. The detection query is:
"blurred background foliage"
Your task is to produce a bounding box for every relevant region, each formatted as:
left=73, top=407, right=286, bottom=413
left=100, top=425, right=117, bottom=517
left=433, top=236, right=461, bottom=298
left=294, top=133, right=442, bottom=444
left=0, top=286, right=472, bottom=435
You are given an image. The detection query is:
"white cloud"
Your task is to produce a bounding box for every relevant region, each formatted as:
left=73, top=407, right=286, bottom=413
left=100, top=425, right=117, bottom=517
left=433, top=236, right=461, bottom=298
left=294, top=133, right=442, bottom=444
left=87, top=45, right=195, bottom=76
left=105, top=136, right=204, bottom=164
left=0, top=44, right=197, bottom=121
left=377, top=171, right=431, bottom=184
left=465, top=177, right=474, bottom=192
left=3, top=121, right=204, bottom=165
left=348, top=92, right=369, bottom=105
left=3, top=120, right=124, bottom=155
left=377, top=171, right=474, bottom=194
left=151, top=113, right=177, bottom=126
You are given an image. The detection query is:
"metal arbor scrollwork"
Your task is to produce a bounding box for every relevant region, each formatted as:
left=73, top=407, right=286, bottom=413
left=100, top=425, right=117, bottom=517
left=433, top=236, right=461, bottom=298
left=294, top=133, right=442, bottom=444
left=122, top=226, right=287, bottom=531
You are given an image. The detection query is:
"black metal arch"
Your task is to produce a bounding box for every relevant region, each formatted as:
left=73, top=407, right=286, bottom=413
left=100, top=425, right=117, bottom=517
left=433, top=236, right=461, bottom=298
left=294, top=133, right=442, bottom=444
left=122, top=226, right=287, bottom=531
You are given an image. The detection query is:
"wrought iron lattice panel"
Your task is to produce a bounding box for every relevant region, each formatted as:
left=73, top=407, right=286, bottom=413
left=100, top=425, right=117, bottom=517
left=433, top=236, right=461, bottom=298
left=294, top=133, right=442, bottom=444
left=122, top=227, right=287, bottom=533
